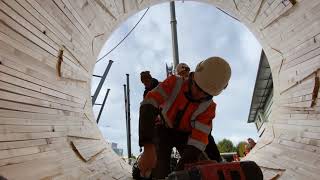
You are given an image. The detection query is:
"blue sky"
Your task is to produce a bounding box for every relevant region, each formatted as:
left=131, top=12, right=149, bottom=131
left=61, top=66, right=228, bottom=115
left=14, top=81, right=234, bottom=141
left=91, top=1, right=262, bottom=156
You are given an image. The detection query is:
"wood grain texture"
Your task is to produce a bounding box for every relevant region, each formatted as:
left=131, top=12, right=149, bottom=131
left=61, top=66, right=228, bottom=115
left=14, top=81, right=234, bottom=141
left=0, top=0, right=319, bottom=179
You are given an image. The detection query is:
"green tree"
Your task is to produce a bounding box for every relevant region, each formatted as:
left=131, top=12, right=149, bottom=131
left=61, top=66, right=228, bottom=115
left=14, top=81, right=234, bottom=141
left=217, top=139, right=236, bottom=153
left=236, top=141, right=248, bottom=157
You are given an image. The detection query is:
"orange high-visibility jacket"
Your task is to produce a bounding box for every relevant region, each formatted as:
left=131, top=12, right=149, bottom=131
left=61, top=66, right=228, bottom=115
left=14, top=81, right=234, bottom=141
left=141, top=75, right=216, bottom=151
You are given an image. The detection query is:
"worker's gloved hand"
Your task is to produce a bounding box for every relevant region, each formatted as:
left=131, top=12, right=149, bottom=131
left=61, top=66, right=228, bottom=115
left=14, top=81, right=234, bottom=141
left=139, top=104, right=158, bottom=146
left=138, top=144, right=157, bottom=178
left=176, top=145, right=201, bottom=171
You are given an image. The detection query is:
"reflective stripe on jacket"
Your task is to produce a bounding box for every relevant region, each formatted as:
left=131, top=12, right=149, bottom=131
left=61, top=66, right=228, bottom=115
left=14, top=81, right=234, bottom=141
left=141, top=75, right=216, bottom=151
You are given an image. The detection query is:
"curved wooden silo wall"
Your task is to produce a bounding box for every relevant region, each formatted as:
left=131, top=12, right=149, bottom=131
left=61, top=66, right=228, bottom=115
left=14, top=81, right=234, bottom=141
left=0, top=0, right=319, bottom=179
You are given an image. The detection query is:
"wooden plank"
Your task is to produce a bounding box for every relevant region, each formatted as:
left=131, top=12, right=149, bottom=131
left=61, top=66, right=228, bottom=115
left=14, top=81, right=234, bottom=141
left=91, top=0, right=117, bottom=21
left=279, top=59, right=319, bottom=92
left=0, top=131, right=66, bottom=142
left=268, top=18, right=320, bottom=54
left=0, top=18, right=87, bottom=81
left=284, top=45, right=320, bottom=72
left=279, top=133, right=320, bottom=147
left=16, top=0, right=71, bottom=41
left=255, top=0, right=280, bottom=25
left=68, top=0, right=97, bottom=26
left=0, top=23, right=70, bottom=76
left=25, top=0, right=101, bottom=61
left=50, top=166, right=91, bottom=180
left=94, top=0, right=119, bottom=18
left=123, top=0, right=138, bottom=14
left=282, top=1, right=320, bottom=32
left=244, top=0, right=264, bottom=22
left=251, top=153, right=310, bottom=179
left=269, top=144, right=317, bottom=171
left=0, top=150, right=58, bottom=167
left=0, top=90, right=83, bottom=113
left=274, top=122, right=320, bottom=134
left=284, top=36, right=320, bottom=70
left=0, top=71, right=84, bottom=104
left=71, top=139, right=106, bottom=162
left=280, top=77, right=314, bottom=96
left=0, top=109, right=84, bottom=120
left=0, top=99, right=80, bottom=115
left=280, top=99, right=312, bottom=108
left=0, top=128, right=97, bottom=142
left=0, top=44, right=88, bottom=99
left=280, top=93, right=313, bottom=103
left=275, top=119, right=320, bottom=127
left=0, top=139, right=47, bottom=150
left=0, top=125, right=53, bottom=133
left=52, top=0, right=91, bottom=40
left=257, top=143, right=319, bottom=172
left=0, top=80, right=83, bottom=108
left=33, top=0, right=91, bottom=47
left=0, top=146, right=41, bottom=160
left=264, top=0, right=320, bottom=53
left=302, top=131, right=320, bottom=140
left=30, top=0, right=90, bottom=46
left=0, top=157, right=62, bottom=179
left=0, top=117, right=84, bottom=126
left=69, top=1, right=112, bottom=58
left=86, top=0, right=116, bottom=32
left=60, top=0, right=93, bottom=37
left=50, top=0, right=96, bottom=67
left=0, top=23, right=90, bottom=85
left=113, top=0, right=125, bottom=15
left=0, top=1, right=89, bottom=73
left=295, top=58, right=320, bottom=80
left=260, top=0, right=294, bottom=29
left=53, top=125, right=87, bottom=132
left=70, top=139, right=102, bottom=149
left=0, top=0, right=318, bottom=179
left=3, top=0, right=91, bottom=71
left=21, top=0, right=71, bottom=41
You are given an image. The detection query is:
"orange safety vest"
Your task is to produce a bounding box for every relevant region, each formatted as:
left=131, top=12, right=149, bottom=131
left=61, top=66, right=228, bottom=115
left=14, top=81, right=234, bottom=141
left=141, top=75, right=216, bottom=151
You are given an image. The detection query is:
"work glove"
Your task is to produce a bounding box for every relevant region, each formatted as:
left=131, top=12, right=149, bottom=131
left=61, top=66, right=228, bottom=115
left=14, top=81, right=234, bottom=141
left=139, top=104, right=158, bottom=146
left=132, top=157, right=152, bottom=180
left=138, top=144, right=157, bottom=178
left=176, top=145, right=201, bottom=171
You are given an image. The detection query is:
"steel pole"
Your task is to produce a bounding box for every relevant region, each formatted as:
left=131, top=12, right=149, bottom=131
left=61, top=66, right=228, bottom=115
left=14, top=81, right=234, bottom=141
left=92, top=60, right=113, bottom=105
left=96, top=89, right=110, bottom=124
left=170, top=1, right=179, bottom=70
left=123, top=84, right=130, bottom=162
left=126, top=74, right=132, bottom=163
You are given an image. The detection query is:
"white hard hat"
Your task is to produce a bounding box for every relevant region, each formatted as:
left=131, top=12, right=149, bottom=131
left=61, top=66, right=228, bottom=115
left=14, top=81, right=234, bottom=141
left=194, top=57, right=231, bottom=96
left=176, top=63, right=190, bottom=74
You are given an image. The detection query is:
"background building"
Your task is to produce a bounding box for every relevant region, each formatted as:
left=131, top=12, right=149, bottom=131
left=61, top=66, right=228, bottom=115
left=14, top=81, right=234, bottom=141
left=111, top=142, right=124, bottom=156
left=248, top=51, right=273, bottom=137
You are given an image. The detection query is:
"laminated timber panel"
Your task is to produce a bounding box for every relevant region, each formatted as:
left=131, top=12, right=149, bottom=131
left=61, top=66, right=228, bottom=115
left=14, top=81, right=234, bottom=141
left=0, top=53, right=86, bottom=103
left=71, top=139, right=106, bottom=162
left=232, top=0, right=264, bottom=22
left=66, top=0, right=118, bottom=57
left=0, top=0, right=319, bottom=179
left=0, top=46, right=88, bottom=100
left=279, top=74, right=318, bottom=108
left=0, top=1, right=90, bottom=75
left=2, top=0, right=92, bottom=72
left=0, top=21, right=90, bottom=90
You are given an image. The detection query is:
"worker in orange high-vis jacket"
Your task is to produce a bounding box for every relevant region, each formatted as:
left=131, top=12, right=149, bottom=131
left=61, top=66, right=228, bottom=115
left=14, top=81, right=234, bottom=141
left=137, top=57, right=231, bottom=179
left=176, top=62, right=190, bottom=79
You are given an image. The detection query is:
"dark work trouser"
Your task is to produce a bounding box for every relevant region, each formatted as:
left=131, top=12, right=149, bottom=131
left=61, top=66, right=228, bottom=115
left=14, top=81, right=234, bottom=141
left=153, top=127, right=198, bottom=179
left=205, top=134, right=222, bottom=162
left=152, top=128, right=222, bottom=179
